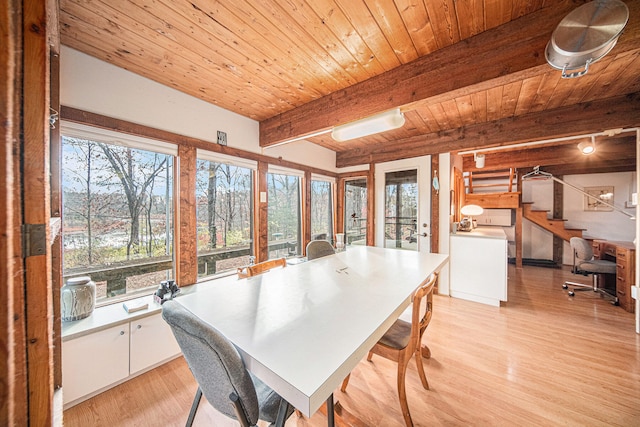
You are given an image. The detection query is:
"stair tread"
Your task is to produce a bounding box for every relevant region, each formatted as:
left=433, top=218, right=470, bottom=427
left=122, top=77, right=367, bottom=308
left=469, top=172, right=513, bottom=179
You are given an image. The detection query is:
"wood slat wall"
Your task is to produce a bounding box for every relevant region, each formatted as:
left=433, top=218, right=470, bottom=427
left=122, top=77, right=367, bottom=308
left=0, top=0, right=25, bottom=423
left=23, top=0, right=56, bottom=424
left=177, top=146, right=198, bottom=285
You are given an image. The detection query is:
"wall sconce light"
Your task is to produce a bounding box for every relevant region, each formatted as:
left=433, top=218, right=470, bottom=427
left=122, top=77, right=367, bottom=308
left=331, top=108, right=405, bottom=142
left=577, top=136, right=596, bottom=155
left=474, top=153, right=486, bottom=168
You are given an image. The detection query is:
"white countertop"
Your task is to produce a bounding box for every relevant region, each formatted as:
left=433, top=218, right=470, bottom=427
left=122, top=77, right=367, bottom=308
left=451, top=226, right=507, bottom=240
left=61, top=275, right=233, bottom=341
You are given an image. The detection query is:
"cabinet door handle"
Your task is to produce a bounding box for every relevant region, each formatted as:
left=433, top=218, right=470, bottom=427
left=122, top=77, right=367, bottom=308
left=119, top=331, right=125, bottom=336
left=137, top=324, right=142, bottom=330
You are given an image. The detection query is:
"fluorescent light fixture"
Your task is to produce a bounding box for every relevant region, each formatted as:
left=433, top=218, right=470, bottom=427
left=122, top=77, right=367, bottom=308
left=577, top=136, right=596, bottom=155
left=331, top=108, right=405, bottom=142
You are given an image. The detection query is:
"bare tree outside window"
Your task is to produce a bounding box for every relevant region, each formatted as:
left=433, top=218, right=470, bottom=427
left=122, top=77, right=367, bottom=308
left=267, top=173, right=301, bottom=259
left=62, top=136, right=174, bottom=302
left=195, top=159, right=253, bottom=277
left=310, top=180, right=333, bottom=243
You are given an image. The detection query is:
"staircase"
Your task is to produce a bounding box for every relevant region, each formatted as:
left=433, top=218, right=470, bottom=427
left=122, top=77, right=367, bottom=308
left=522, top=202, right=584, bottom=242
left=463, top=168, right=586, bottom=244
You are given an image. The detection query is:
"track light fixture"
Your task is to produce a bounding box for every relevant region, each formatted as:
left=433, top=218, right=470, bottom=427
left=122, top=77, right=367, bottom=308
left=577, top=136, right=596, bottom=155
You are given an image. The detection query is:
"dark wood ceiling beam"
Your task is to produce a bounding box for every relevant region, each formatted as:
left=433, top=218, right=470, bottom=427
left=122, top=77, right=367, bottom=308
left=463, top=136, right=636, bottom=173
left=335, top=92, right=640, bottom=167
left=541, top=161, right=636, bottom=176
left=260, top=0, right=640, bottom=147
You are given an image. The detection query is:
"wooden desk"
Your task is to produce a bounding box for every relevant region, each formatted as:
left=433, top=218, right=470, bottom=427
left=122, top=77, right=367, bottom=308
left=593, top=240, right=636, bottom=313
left=176, top=246, right=449, bottom=422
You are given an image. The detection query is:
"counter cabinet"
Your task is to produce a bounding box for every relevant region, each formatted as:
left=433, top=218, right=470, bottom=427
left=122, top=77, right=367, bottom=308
left=450, top=227, right=508, bottom=306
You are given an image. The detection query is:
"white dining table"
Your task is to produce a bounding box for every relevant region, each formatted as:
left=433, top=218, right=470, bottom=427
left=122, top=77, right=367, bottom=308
left=176, top=246, right=449, bottom=424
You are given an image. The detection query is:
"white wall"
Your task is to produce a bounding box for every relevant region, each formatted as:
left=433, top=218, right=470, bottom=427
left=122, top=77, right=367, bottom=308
left=562, top=172, right=636, bottom=263
left=438, top=153, right=451, bottom=294
left=60, top=46, right=339, bottom=172
left=522, top=171, right=636, bottom=264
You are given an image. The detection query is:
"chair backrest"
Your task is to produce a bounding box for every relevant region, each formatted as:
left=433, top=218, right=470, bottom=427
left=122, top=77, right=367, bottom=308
left=162, top=301, right=260, bottom=425
left=306, top=240, right=335, bottom=260
left=570, top=237, right=594, bottom=262
left=410, top=273, right=438, bottom=352
left=238, top=257, right=287, bottom=278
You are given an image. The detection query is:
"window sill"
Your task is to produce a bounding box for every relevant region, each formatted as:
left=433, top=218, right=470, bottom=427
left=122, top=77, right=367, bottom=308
left=61, top=275, right=238, bottom=341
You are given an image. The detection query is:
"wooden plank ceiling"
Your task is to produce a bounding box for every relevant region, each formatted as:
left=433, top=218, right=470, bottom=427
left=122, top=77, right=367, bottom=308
left=60, top=0, right=640, bottom=172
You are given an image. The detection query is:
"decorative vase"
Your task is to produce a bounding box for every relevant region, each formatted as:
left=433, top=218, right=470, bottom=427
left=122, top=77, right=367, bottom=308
left=61, top=276, right=96, bottom=322
left=335, top=233, right=345, bottom=251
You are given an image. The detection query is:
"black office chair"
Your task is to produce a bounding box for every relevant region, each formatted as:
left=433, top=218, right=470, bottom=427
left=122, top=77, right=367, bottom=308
left=162, top=301, right=294, bottom=427
left=562, top=237, right=617, bottom=302
left=305, top=240, right=335, bottom=260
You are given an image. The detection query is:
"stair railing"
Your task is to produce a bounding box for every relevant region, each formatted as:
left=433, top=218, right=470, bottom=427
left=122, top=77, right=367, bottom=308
left=522, top=166, right=635, bottom=219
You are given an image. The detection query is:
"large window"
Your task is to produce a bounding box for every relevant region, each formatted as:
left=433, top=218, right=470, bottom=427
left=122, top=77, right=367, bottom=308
left=344, top=178, right=368, bottom=246
left=310, top=177, right=334, bottom=243
left=61, top=125, right=175, bottom=305
left=267, top=168, right=302, bottom=259
left=195, top=151, right=254, bottom=278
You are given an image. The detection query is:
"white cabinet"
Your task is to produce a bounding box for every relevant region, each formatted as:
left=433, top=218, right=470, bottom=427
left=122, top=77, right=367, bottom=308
left=62, top=312, right=180, bottom=407
left=130, top=312, right=181, bottom=374
left=62, top=323, right=130, bottom=404
left=475, top=209, right=513, bottom=226
left=450, top=227, right=508, bottom=306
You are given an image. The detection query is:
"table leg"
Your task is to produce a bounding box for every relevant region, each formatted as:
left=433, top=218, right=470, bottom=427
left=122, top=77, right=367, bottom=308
left=326, top=393, right=335, bottom=427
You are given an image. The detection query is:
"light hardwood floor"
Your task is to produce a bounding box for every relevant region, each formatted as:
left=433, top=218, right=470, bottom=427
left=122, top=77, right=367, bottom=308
left=63, top=265, right=640, bottom=426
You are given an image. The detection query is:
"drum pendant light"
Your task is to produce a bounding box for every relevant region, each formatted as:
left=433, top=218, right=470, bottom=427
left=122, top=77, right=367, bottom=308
left=546, top=0, right=629, bottom=78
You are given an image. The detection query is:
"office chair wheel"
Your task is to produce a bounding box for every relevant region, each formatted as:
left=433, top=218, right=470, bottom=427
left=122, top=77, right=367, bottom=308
left=568, top=291, right=575, bottom=297
left=562, top=284, right=568, bottom=290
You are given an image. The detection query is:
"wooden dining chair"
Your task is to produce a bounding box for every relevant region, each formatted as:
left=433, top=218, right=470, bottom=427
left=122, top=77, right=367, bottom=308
left=340, top=272, right=438, bottom=427
left=237, top=257, right=287, bottom=278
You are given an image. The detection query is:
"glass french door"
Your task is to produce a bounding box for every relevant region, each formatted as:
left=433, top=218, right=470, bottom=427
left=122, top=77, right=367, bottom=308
left=344, top=178, right=368, bottom=246
left=376, top=157, right=431, bottom=254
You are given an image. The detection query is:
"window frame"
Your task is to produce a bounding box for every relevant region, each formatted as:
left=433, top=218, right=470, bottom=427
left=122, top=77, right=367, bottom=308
left=195, top=149, right=257, bottom=279
left=266, top=165, right=304, bottom=259
left=310, top=174, right=335, bottom=244
left=60, top=121, right=177, bottom=306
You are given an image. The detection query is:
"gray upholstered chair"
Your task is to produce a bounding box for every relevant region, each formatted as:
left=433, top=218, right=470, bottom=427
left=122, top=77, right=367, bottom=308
left=305, top=239, right=335, bottom=260
left=162, top=300, right=293, bottom=427
left=562, top=237, right=617, bottom=300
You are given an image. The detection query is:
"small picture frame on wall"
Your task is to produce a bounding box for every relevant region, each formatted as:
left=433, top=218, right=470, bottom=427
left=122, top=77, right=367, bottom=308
left=584, top=186, right=614, bottom=211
